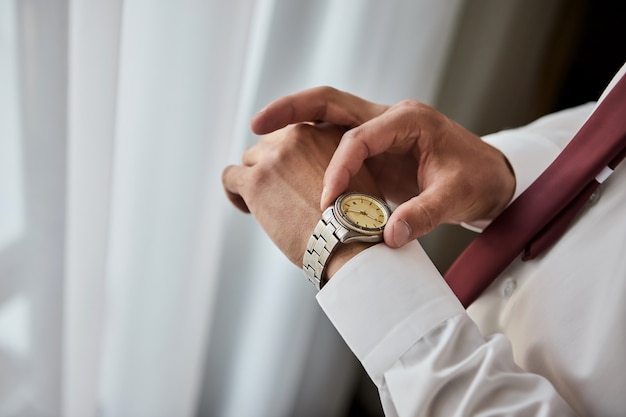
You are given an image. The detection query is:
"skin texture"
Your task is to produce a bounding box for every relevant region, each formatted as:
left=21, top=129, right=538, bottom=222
left=223, top=87, right=516, bottom=278
left=222, top=122, right=382, bottom=268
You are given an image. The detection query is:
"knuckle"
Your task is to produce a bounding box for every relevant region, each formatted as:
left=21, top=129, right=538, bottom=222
left=286, top=122, right=315, bottom=136
left=415, top=205, right=436, bottom=233
left=395, top=99, right=430, bottom=115
left=411, top=199, right=443, bottom=234
left=278, top=124, right=313, bottom=152
left=258, top=129, right=313, bottom=169
left=312, top=86, right=340, bottom=121
left=316, top=85, right=340, bottom=97
left=248, top=164, right=271, bottom=187
left=396, top=98, right=421, bottom=109
left=241, top=145, right=255, bottom=162
left=395, top=99, right=440, bottom=122
left=221, top=165, right=232, bottom=185
left=273, top=145, right=295, bottom=164
left=341, top=129, right=370, bottom=161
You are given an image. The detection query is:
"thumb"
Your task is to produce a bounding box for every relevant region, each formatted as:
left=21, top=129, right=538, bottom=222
left=384, top=192, right=446, bottom=248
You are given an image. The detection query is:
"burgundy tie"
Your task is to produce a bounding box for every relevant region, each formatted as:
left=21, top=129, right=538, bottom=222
left=444, top=73, right=626, bottom=309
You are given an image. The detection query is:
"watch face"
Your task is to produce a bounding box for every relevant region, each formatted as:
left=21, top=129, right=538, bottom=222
left=335, top=192, right=390, bottom=234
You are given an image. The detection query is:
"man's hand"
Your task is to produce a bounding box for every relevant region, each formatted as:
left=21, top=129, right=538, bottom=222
left=222, top=123, right=381, bottom=267
left=251, top=87, right=516, bottom=247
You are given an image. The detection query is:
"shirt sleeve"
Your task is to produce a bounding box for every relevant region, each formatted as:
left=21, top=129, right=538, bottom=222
left=463, top=102, right=596, bottom=232
left=317, top=241, right=575, bottom=416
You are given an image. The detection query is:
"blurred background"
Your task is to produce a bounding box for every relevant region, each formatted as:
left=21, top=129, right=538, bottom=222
left=0, top=0, right=624, bottom=416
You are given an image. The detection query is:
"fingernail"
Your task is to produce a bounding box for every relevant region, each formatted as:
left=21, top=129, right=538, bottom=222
left=393, top=219, right=411, bottom=247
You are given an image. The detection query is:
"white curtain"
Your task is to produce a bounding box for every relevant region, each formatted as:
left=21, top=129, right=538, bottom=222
left=0, top=1, right=465, bottom=416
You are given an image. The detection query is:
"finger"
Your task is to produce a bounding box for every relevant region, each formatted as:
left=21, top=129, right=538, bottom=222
left=241, top=131, right=285, bottom=166
left=241, top=144, right=261, bottom=166
left=384, top=189, right=449, bottom=247
left=222, top=165, right=251, bottom=213
left=251, top=86, right=387, bottom=135
left=321, top=101, right=427, bottom=209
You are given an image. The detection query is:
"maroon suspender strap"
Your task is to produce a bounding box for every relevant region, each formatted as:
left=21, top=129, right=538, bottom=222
left=444, top=74, right=626, bottom=309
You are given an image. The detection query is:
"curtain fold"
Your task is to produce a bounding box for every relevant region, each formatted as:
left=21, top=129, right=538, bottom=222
left=198, top=1, right=466, bottom=416
left=95, top=1, right=257, bottom=416
left=1, top=1, right=468, bottom=416
left=64, top=2, right=121, bottom=416
left=2, top=1, right=69, bottom=415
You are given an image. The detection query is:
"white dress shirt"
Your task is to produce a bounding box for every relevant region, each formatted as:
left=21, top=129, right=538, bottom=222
left=317, top=63, right=626, bottom=416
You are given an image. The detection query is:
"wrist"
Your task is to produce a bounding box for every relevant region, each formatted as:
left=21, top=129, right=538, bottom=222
left=303, top=192, right=391, bottom=290
left=480, top=144, right=517, bottom=218
left=322, top=242, right=376, bottom=286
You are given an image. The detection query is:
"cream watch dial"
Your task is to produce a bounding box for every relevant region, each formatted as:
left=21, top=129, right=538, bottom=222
left=303, top=192, right=391, bottom=290
left=335, top=193, right=390, bottom=234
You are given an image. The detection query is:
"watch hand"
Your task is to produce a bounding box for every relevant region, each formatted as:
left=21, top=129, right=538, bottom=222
left=346, top=208, right=380, bottom=222
left=362, top=212, right=378, bottom=221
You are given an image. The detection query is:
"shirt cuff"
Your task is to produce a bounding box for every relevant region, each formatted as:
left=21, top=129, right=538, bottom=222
left=316, top=240, right=464, bottom=384
left=462, top=103, right=595, bottom=232
left=482, top=130, right=562, bottom=202
left=460, top=131, right=562, bottom=232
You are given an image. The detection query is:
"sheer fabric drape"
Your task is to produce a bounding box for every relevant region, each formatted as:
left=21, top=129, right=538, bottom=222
left=0, top=1, right=464, bottom=416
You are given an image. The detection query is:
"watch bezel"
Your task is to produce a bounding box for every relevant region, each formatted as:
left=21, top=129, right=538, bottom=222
left=334, top=192, right=390, bottom=235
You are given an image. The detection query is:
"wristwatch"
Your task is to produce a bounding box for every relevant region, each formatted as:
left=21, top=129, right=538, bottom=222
left=303, top=192, right=391, bottom=290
